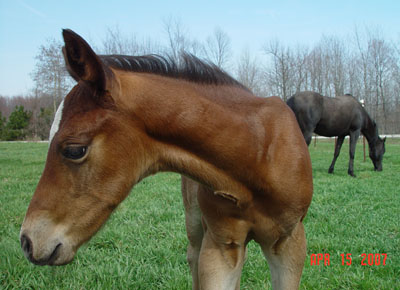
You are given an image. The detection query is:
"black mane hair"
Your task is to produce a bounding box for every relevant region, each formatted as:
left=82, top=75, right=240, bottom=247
left=100, top=53, right=248, bottom=90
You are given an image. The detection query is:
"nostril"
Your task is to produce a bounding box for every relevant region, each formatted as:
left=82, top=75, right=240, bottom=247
left=21, top=234, right=33, bottom=257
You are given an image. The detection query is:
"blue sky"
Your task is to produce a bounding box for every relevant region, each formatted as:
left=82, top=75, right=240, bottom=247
left=0, top=0, right=399, bottom=97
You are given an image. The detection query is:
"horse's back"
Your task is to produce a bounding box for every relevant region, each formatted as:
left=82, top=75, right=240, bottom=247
left=287, top=91, right=323, bottom=133
left=316, top=95, right=364, bottom=136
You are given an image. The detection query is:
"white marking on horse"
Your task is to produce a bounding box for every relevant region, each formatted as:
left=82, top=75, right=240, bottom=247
left=49, top=99, right=65, bottom=143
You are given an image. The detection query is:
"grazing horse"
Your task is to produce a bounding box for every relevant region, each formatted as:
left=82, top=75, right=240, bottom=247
left=20, top=29, right=313, bottom=290
left=287, top=91, right=386, bottom=177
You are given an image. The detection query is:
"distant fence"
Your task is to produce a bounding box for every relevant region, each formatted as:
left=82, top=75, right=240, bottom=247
left=312, top=134, right=399, bottom=162
left=313, top=134, right=400, bottom=140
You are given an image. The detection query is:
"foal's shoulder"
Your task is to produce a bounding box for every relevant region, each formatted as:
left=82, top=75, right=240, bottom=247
left=262, top=95, right=286, bottom=107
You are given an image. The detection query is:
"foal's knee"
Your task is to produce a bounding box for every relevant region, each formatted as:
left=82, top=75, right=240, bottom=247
left=220, top=241, right=246, bottom=269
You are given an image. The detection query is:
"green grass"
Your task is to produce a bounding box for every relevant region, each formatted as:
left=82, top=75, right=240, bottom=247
left=1, top=140, right=399, bottom=289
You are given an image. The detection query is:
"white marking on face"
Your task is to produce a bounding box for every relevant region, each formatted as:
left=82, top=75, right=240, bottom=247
left=49, top=99, right=65, bottom=143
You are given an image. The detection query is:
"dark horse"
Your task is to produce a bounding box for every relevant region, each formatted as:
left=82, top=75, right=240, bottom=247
left=287, top=91, right=386, bottom=177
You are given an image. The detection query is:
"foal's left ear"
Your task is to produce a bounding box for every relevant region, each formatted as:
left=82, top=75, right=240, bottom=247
left=62, top=29, right=109, bottom=94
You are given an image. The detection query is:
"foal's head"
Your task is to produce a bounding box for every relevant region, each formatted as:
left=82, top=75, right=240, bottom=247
left=20, top=30, right=155, bottom=265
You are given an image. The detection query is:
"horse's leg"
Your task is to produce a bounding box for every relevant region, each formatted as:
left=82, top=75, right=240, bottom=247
left=348, top=130, right=360, bottom=177
left=328, top=135, right=345, bottom=174
left=198, top=222, right=247, bottom=290
left=181, top=177, right=204, bottom=290
left=260, top=221, right=306, bottom=290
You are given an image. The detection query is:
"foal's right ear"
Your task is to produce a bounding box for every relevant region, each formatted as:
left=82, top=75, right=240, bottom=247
left=62, top=29, right=108, bottom=94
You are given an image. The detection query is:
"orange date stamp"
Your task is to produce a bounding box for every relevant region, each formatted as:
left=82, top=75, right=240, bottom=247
left=310, top=253, right=387, bottom=266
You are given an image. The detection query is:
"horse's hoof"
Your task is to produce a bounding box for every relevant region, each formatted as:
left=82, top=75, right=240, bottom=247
left=328, top=169, right=334, bottom=174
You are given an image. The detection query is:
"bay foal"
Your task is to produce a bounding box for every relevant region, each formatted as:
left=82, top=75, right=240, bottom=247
left=20, top=29, right=313, bottom=289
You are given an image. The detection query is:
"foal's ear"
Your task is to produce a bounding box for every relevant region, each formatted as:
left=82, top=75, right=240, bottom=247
left=62, top=29, right=108, bottom=93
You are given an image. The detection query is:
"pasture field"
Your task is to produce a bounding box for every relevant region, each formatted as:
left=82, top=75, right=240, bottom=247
left=1, top=139, right=399, bottom=289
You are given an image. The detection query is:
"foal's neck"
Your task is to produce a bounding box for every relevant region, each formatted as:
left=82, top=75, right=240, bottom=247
left=118, top=73, right=259, bottom=203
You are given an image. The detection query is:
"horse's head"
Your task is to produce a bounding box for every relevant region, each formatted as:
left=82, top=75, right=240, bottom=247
left=369, top=136, right=386, bottom=171
left=20, top=30, right=155, bottom=265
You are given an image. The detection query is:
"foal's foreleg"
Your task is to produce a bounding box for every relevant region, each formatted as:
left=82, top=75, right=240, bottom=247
left=261, top=221, right=306, bottom=290
left=198, top=228, right=247, bottom=290
left=185, top=208, right=203, bottom=290
left=348, top=130, right=360, bottom=177
left=328, top=136, right=345, bottom=174
left=181, top=178, right=204, bottom=290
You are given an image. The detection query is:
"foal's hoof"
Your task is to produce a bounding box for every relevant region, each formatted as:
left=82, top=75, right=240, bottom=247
left=328, top=168, right=334, bottom=174
left=348, top=172, right=356, bottom=178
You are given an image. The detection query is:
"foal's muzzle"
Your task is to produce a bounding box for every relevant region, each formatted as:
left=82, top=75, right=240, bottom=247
left=20, top=234, right=63, bottom=266
left=20, top=216, right=76, bottom=266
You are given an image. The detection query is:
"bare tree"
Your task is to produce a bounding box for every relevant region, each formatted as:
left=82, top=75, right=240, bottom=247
left=263, top=39, right=295, bottom=101
left=392, top=39, right=400, bottom=132
left=162, top=16, right=208, bottom=65
left=163, top=17, right=191, bottom=63
left=30, top=38, right=72, bottom=113
left=354, top=27, right=376, bottom=117
left=292, top=44, right=309, bottom=93
left=369, top=37, right=395, bottom=132
left=102, top=26, right=138, bottom=55
left=346, top=50, right=361, bottom=96
left=307, top=45, right=325, bottom=93
left=320, top=36, right=347, bottom=96
left=354, top=27, right=398, bottom=131
left=236, top=48, right=265, bottom=96
left=204, top=27, right=232, bottom=70
left=101, top=26, right=161, bottom=55
left=0, top=96, right=11, bottom=118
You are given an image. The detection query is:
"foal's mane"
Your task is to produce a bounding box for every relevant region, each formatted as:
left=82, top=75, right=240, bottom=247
left=100, top=53, right=249, bottom=90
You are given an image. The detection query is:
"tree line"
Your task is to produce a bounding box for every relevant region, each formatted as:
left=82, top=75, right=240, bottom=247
left=1, top=21, right=399, bottom=141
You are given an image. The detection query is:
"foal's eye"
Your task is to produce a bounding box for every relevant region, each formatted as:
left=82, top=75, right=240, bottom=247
left=62, top=146, right=88, bottom=160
